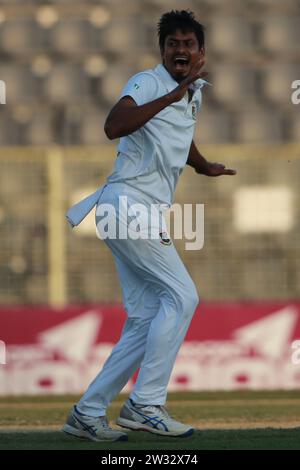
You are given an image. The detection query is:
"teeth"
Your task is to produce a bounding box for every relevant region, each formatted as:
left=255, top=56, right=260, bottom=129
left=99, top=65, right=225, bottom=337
left=174, top=57, right=188, bottom=66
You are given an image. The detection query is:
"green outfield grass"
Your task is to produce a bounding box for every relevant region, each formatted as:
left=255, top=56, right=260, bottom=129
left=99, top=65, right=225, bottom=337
left=0, top=391, right=300, bottom=450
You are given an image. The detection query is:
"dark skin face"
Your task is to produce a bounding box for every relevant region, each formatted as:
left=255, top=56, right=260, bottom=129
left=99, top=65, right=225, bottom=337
left=161, top=29, right=205, bottom=83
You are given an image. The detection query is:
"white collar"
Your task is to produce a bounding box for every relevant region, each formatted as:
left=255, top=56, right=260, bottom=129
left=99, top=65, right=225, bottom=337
left=154, top=64, right=179, bottom=92
left=189, top=78, right=212, bottom=92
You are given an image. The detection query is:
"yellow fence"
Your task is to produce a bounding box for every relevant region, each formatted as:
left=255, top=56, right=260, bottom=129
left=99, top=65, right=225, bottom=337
left=0, top=144, right=299, bottom=307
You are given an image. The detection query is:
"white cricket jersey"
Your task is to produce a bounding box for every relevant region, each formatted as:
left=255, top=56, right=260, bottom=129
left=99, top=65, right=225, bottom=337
left=107, top=64, right=208, bottom=207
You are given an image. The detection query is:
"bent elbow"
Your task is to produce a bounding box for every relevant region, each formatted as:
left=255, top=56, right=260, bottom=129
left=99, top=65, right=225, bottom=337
left=104, top=122, right=116, bottom=140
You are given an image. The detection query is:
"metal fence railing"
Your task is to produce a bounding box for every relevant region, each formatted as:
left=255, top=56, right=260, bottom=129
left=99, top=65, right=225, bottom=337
left=0, top=144, right=299, bottom=306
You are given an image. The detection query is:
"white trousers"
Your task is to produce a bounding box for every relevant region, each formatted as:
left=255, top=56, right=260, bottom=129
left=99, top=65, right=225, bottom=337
left=77, top=184, right=199, bottom=417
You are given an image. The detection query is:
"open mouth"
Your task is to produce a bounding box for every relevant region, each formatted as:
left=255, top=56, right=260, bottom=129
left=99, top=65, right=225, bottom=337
left=173, top=57, right=189, bottom=70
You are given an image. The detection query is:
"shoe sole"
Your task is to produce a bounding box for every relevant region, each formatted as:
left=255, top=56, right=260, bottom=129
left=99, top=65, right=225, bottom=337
left=116, top=417, right=194, bottom=438
left=61, top=424, right=128, bottom=442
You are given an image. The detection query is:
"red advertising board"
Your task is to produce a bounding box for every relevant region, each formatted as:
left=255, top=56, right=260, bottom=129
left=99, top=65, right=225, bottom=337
left=1, top=302, right=300, bottom=394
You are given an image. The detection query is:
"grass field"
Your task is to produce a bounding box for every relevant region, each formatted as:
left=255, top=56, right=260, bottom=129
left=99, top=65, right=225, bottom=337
left=0, top=391, right=300, bottom=450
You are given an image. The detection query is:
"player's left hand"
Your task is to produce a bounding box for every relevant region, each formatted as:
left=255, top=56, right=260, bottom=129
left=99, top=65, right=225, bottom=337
left=197, top=162, right=237, bottom=177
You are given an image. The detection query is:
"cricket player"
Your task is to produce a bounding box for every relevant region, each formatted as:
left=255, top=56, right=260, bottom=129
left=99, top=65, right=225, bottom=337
left=63, top=10, right=236, bottom=442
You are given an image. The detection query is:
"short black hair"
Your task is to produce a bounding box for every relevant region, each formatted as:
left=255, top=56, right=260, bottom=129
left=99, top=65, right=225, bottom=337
left=157, top=10, right=205, bottom=51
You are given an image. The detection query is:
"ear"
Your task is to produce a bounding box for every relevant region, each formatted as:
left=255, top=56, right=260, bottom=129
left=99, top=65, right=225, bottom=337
left=199, top=46, right=205, bottom=57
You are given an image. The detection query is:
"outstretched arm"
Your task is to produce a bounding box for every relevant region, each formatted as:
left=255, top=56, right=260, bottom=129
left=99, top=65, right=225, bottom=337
left=187, top=140, right=237, bottom=177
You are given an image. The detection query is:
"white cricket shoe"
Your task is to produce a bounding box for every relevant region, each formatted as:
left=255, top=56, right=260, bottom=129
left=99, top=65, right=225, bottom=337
left=62, top=406, right=128, bottom=442
left=116, top=399, right=194, bottom=437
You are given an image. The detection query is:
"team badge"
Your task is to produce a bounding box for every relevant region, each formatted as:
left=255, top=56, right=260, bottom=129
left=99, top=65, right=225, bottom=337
left=159, top=232, right=172, bottom=246
left=191, top=104, right=197, bottom=120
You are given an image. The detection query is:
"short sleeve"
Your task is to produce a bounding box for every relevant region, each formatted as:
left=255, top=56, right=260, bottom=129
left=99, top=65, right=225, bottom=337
left=119, top=72, right=159, bottom=106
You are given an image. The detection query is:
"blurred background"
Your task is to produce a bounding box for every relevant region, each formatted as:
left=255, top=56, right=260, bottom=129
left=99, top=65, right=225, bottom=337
left=0, top=0, right=300, bottom=396
left=0, top=0, right=300, bottom=305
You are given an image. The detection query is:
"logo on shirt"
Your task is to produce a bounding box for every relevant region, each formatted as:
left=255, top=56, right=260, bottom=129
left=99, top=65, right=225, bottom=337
left=159, top=232, right=172, bottom=246
left=191, top=104, right=197, bottom=120
left=134, top=83, right=140, bottom=90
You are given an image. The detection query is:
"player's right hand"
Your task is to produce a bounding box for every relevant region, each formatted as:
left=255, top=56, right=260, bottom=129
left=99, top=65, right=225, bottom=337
left=169, top=59, right=207, bottom=103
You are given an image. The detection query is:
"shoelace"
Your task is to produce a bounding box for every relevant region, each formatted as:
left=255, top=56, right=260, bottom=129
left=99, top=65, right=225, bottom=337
left=157, top=405, right=173, bottom=419
left=79, top=414, right=111, bottom=429
left=135, top=403, right=173, bottom=419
